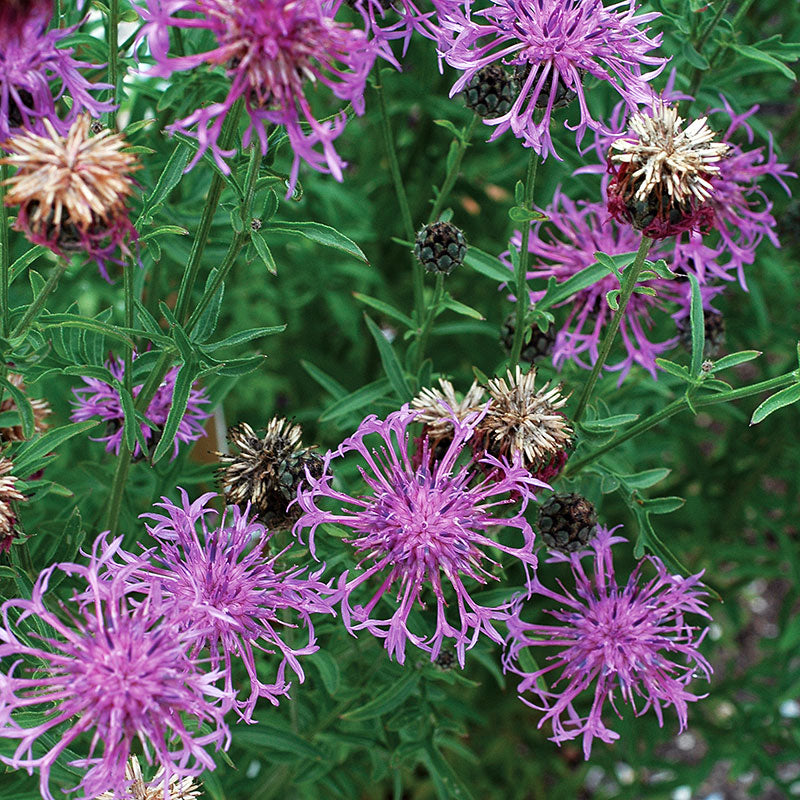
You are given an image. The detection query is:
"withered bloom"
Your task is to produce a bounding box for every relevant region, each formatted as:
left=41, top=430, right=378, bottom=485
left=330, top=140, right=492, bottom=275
left=0, top=373, right=51, bottom=442
left=0, top=456, right=25, bottom=553
left=1, top=115, right=140, bottom=280
left=474, top=366, right=572, bottom=481
left=95, top=756, right=201, bottom=800
left=217, top=419, right=323, bottom=530
left=607, top=102, right=729, bottom=239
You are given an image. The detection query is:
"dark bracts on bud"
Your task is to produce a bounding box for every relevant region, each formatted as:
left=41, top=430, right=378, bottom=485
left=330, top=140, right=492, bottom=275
left=677, top=310, right=726, bottom=359
left=414, top=222, right=467, bottom=275
left=514, top=64, right=582, bottom=110
left=500, top=313, right=555, bottom=364
left=217, top=420, right=323, bottom=530
left=538, top=493, right=598, bottom=553
left=464, top=65, right=518, bottom=119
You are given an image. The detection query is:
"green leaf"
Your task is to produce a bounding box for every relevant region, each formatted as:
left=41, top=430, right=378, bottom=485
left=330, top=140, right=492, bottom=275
left=682, top=40, right=710, bottom=69
left=150, top=359, right=199, bottom=464
left=462, top=246, right=514, bottom=286
left=191, top=269, right=225, bottom=344
left=536, top=261, right=610, bottom=311
left=202, top=325, right=285, bottom=353
left=432, top=118, right=461, bottom=139
left=300, top=360, right=348, bottom=400
left=688, top=274, right=704, bottom=378
left=514, top=181, right=525, bottom=205
left=9, top=246, right=45, bottom=284
left=364, top=314, right=412, bottom=401
left=654, top=358, right=692, bottom=382
left=39, top=313, right=134, bottom=346
left=605, top=289, right=620, bottom=311
left=440, top=294, right=485, bottom=321
left=171, top=132, right=244, bottom=197
left=750, top=382, right=800, bottom=425
left=645, top=495, right=686, bottom=514
left=343, top=671, right=420, bottom=721
left=139, top=225, right=189, bottom=241
left=508, top=206, right=547, bottom=223
left=581, top=413, right=639, bottom=432
left=13, top=421, right=99, bottom=478
left=252, top=231, right=278, bottom=275
left=235, top=722, right=325, bottom=761
left=712, top=350, right=762, bottom=372
left=620, top=468, right=670, bottom=489
left=268, top=221, right=369, bottom=263
left=309, top=650, right=341, bottom=695
left=0, top=377, right=35, bottom=438
left=730, top=43, right=797, bottom=80
left=142, top=142, right=190, bottom=213
left=353, top=293, right=414, bottom=329
left=319, top=378, right=391, bottom=422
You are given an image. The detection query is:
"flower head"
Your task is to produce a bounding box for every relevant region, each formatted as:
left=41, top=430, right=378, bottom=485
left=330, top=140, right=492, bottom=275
left=71, top=353, right=211, bottom=460
left=217, top=419, right=323, bottom=530
left=96, top=756, right=201, bottom=800
left=0, top=456, right=25, bottom=553
left=506, top=525, right=712, bottom=759
left=1, top=116, right=140, bottom=278
left=473, top=366, right=572, bottom=478
left=505, top=191, right=723, bottom=380
left=607, top=102, right=729, bottom=238
left=293, top=406, right=543, bottom=665
left=0, top=11, right=112, bottom=141
left=115, top=491, right=335, bottom=722
left=136, top=0, right=377, bottom=190
left=0, top=535, right=230, bottom=800
left=441, top=0, right=665, bottom=158
left=0, top=372, right=51, bottom=442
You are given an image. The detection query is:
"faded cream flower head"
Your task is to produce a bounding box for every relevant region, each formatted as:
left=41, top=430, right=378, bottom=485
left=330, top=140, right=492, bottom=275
left=95, top=756, right=201, bottom=800
left=411, top=378, right=486, bottom=438
left=610, top=102, right=729, bottom=206
left=0, top=456, right=25, bottom=548
left=476, top=366, right=572, bottom=470
left=0, top=373, right=51, bottom=442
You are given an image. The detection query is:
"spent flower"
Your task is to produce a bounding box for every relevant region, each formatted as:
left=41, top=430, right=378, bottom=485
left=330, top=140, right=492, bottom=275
left=0, top=372, right=51, bottom=442
left=95, top=756, right=201, bottom=800
left=0, top=456, right=25, bottom=553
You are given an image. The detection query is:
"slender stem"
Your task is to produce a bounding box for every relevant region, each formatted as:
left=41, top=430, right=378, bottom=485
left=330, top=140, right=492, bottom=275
left=174, top=99, right=244, bottom=324
left=566, top=372, right=795, bottom=477
left=572, top=235, right=651, bottom=424
left=414, top=274, right=445, bottom=371
left=1, top=162, right=9, bottom=338
left=108, top=0, right=119, bottom=128
left=11, top=261, right=68, bottom=337
left=374, top=70, right=423, bottom=323
left=430, top=115, right=479, bottom=223
left=123, top=260, right=134, bottom=394
left=509, top=149, right=539, bottom=365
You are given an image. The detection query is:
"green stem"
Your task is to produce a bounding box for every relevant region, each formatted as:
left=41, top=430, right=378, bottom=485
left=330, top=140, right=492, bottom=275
left=566, top=372, right=795, bottom=477
left=414, top=274, right=445, bottom=371
left=11, top=261, right=68, bottom=338
left=430, top=115, right=479, bottom=222
left=123, top=260, right=134, bottom=395
left=108, top=0, right=119, bottom=128
left=1, top=162, right=9, bottom=338
left=374, top=70, right=423, bottom=324
left=174, top=99, right=244, bottom=325
left=572, top=235, right=651, bottom=424
left=509, top=149, right=539, bottom=366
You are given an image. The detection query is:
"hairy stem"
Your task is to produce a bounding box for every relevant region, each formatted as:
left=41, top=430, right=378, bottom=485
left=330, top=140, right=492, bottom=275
left=430, top=114, right=479, bottom=222
left=108, top=0, right=119, bottom=128
left=414, top=274, right=445, bottom=371
left=509, top=149, right=539, bottom=366
left=1, top=162, right=9, bottom=338
left=572, top=235, right=651, bottom=424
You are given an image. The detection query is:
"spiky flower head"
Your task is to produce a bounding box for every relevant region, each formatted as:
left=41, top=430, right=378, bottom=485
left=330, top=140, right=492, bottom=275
left=474, top=366, right=572, bottom=478
left=0, top=372, right=51, bottom=442
left=538, top=492, right=597, bottom=553
left=441, top=0, right=665, bottom=159
left=70, top=353, right=211, bottom=460
left=607, top=102, right=729, bottom=239
left=136, top=0, right=377, bottom=191
left=95, top=756, right=201, bottom=800
left=112, top=491, right=335, bottom=722
left=0, top=456, right=25, bottom=553
left=413, top=221, right=467, bottom=275
left=0, top=535, right=231, bottom=800
left=463, top=65, right=518, bottom=119
left=0, top=8, right=111, bottom=141
left=1, top=116, right=140, bottom=279
left=293, top=406, right=544, bottom=665
left=506, top=526, right=712, bottom=759
left=218, top=419, right=323, bottom=530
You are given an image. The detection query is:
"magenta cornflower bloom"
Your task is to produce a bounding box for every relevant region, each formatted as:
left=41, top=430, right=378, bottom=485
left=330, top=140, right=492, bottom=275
left=505, top=526, right=712, bottom=759
left=0, top=9, right=112, bottom=141
left=117, top=490, right=335, bottom=721
left=0, top=535, right=230, bottom=800
left=441, top=0, right=665, bottom=158
left=502, top=190, right=722, bottom=381
left=136, top=0, right=377, bottom=190
left=71, top=353, right=211, bottom=459
left=293, top=405, right=543, bottom=665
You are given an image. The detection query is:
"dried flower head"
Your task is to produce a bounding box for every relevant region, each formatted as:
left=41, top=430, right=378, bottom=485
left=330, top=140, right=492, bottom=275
left=0, top=456, right=25, bottom=553
left=71, top=353, right=211, bottom=460
left=506, top=526, right=712, bottom=759
left=218, top=419, right=323, bottom=530
left=114, top=491, right=335, bottom=721
left=1, top=116, right=140, bottom=279
left=293, top=406, right=543, bottom=664
left=95, top=756, right=201, bottom=800
left=608, top=102, right=729, bottom=238
left=0, top=372, right=51, bottom=442
left=0, top=535, right=231, bottom=800
left=474, top=366, right=572, bottom=476
left=441, top=0, right=666, bottom=158
left=136, top=0, right=377, bottom=191
left=412, top=378, right=485, bottom=440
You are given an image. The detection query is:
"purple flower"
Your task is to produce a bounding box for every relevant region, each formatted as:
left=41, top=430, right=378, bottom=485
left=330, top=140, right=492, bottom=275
left=0, top=535, right=230, bottom=800
left=0, top=10, right=112, bottom=142
left=0, top=0, right=52, bottom=35
left=502, top=189, right=723, bottom=381
left=293, top=405, right=543, bottom=665
left=440, top=0, right=665, bottom=159
left=136, top=0, right=377, bottom=191
left=505, top=525, right=712, bottom=759
left=70, top=353, right=211, bottom=459
left=116, top=490, right=336, bottom=722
